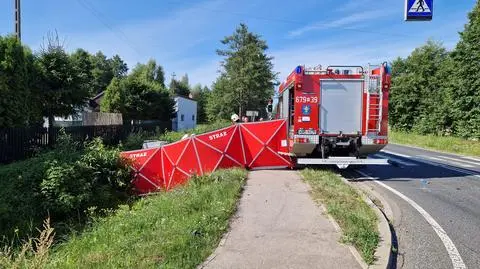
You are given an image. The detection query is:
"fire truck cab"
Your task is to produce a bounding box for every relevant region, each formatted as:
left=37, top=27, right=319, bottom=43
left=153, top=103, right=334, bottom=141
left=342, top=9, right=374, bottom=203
left=275, top=64, right=391, bottom=168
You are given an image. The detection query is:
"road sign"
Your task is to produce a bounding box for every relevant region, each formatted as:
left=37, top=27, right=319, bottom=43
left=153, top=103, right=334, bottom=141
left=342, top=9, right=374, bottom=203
left=405, top=0, right=433, bottom=21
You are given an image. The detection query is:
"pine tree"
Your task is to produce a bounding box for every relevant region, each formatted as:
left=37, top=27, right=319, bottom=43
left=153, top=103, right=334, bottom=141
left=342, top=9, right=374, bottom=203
left=209, top=23, right=277, bottom=119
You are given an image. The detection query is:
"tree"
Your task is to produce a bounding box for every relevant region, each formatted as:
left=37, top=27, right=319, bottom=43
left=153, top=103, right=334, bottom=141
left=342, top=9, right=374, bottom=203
left=210, top=23, right=277, bottom=119
left=100, top=77, right=125, bottom=115
left=37, top=32, right=90, bottom=128
left=180, top=73, right=189, bottom=86
left=101, top=77, right=174, bottom=121
left=207, top=74, right=236, bottom=121
left=90, top=51, right=114, bottom=95
left=0, top=35, right=40, bottom=127
left=110, top=54, right=128, bottom=78
left=389, top=40, right=450, bottom=134
left=169, top=75, right=191, bottom=97
left=70, top=48, right=94, bottom=99
left=450, top=1, right=480, bottom=138
left=130, top=59, right=165, bottom=87
left=191, top=84, right=210, bottom=123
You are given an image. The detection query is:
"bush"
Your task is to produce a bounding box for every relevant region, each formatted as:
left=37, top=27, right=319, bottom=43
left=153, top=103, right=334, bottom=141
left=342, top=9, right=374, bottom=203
left=45, top=168, right=247, bottom=268
left=121, top=130, right=151, bottom=151
left=0, top=134, right=134, bottom=244
left=40, top=138, right=133, bottom=219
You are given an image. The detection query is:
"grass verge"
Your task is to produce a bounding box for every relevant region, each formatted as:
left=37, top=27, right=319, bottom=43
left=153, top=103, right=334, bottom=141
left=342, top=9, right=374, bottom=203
left=301, top=168, right=379, bottom=265
left=390, top=130, right=480, bottom=157
left=40, top=168, right=246, bottom=269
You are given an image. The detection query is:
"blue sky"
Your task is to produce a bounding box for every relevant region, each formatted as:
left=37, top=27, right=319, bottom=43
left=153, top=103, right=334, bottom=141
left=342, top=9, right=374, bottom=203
left=0, top=0, right=477, bottom=88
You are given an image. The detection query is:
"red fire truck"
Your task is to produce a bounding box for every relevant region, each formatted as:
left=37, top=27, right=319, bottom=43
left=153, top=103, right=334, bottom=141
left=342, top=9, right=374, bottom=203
left=275, top=64, right=391, bottom=168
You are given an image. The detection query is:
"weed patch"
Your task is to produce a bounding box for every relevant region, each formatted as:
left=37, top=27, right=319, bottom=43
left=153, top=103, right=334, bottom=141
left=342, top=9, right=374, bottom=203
left=45, top=168, right=246, bottom=269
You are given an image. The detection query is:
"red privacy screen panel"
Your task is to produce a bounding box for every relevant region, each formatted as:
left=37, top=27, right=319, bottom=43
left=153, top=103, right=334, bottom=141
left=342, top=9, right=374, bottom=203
left=121, top=119, right=292, bottom=194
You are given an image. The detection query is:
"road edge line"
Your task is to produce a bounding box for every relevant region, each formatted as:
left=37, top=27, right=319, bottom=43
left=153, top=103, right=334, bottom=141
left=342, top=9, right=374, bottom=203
left=382, top=150, right=480, bottom=179
left=340, top=176, right=393, bottom=269
left=389, top=142, right=480, bottom=161
left=355, top=170, right=467, bottom=269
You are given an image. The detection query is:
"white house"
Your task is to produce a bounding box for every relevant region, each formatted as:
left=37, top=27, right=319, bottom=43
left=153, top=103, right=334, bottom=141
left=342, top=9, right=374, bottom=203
left=172, top=95, right=197, bottom=131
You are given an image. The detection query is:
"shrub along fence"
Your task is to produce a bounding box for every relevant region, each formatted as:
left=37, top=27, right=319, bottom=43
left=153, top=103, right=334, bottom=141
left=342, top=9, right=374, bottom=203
left=0, top=121, right=171, bottom=164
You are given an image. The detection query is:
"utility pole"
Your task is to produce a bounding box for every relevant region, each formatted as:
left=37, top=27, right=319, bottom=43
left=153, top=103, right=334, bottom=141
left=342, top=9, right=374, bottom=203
left=171, top=72, right=176, bottom=94
left=15, top=0, right=21, bottom=41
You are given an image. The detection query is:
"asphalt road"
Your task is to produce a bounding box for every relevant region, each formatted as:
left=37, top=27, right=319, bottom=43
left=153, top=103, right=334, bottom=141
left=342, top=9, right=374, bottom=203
left=347, top=144, right=480, bottom=269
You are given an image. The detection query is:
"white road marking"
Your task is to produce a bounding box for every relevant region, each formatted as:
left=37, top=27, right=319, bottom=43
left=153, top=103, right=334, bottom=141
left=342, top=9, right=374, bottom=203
left=391, top=143, right=480, bottom=162
left=381, top=150, right=411, bottom=158
left=436, top=156, right=480, bottom=166
left=420, top=156, right=473, bottom=168
left=375, top=153, right=418, bottom=166
left=462, top=156, right=480, bottom=162
left=382, top=150, right=480, bottom=179
left=355, top=170, right=467, bottom=269
left=413, top=157, right=480, bottom=179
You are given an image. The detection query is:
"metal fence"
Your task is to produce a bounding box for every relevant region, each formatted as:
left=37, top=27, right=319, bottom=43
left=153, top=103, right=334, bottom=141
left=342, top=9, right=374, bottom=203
left=0, top=121, right=171, bottom=164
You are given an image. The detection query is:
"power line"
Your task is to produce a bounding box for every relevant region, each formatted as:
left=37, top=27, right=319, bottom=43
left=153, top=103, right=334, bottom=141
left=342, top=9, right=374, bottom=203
left=75, top=0, right=142, bottom=56
left=163, top=0, right=419, bottom=39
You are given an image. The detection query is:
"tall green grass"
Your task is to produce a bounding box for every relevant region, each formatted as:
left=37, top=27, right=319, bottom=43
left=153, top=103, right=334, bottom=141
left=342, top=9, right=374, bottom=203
left=43, top=168, right=246, bottom=269
left=301, top=169, right=379, bottom=265
left=390, top=130, right=480, bottom=157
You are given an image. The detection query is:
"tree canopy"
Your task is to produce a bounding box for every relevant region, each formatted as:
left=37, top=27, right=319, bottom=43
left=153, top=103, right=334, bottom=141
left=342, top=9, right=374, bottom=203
left=37, top=34, right=90, bottom=122
left=0, top=32, right=176, bottom=128
left=450, top=0, right=480, bottom=138
left=389, top=40, right=450, bottom=134
left=190, top=84, right=210, bottom=123
left=390, top=1, right=480, bottom=139
left=101, top=60, right=174, bottom=121
left=101, top=77, right=174, bottom=121
left=0, top=35, right=39, bottom=127
left=130, top=59, right=165, bottom=88
left=207, top=23, right=276, bottom=119
left=169, top=73, right=191, bottom=97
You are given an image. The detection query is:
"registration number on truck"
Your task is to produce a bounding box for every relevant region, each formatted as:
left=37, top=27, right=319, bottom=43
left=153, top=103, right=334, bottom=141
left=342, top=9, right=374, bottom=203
left=295, top=96, right=318, bottom=104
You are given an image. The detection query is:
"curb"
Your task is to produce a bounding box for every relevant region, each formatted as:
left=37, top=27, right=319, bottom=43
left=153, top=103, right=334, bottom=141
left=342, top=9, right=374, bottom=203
left=340, top=177, right=393, bottom=269
left=197, top=175, right=248, bottom=269
left=317, top=203, right=369, bottom=269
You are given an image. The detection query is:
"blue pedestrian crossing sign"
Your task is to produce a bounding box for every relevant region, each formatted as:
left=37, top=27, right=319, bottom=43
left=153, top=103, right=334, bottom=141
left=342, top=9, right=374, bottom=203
left=405, top=0, right=433, bottom=21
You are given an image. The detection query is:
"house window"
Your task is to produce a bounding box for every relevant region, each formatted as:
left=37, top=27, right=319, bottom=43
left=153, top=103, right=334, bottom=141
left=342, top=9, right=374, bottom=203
left=181, top=114, right=184, bottom=121
left=192, top=115, right=195, bottom=121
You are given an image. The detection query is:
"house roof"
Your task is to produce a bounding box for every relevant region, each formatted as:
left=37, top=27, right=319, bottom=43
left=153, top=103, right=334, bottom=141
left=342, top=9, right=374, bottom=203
left=173, top=94, right=197, bottom=102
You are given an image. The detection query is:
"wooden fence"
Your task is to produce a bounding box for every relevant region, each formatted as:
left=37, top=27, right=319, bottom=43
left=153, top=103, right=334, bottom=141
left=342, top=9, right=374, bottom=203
left=0, top=121, right=171, bottom=164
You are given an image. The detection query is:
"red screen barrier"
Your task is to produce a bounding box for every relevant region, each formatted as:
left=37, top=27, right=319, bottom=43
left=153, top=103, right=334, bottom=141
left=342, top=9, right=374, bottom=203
left=121, top=119, right=292, bottom=194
